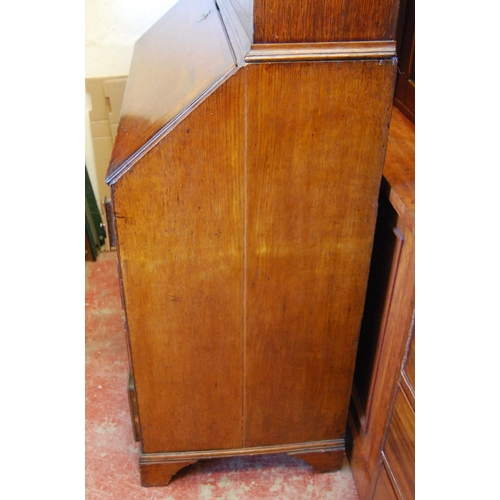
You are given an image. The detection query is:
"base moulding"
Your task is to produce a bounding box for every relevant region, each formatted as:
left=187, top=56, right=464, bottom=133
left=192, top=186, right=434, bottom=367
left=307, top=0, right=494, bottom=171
left=139, top=439, right=346, bottom=486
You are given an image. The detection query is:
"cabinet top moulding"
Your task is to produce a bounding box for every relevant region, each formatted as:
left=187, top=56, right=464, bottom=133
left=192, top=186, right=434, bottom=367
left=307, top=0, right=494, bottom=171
left=244, top=41, right=396, bottom=63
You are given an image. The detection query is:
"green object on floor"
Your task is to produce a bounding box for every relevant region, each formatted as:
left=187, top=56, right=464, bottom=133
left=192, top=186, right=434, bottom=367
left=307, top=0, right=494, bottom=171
left=85, top=166, right=106, bottom=260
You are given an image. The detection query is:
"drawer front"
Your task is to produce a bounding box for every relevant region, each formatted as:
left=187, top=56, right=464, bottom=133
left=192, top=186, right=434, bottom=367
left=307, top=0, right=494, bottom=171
left=373, top=461, right=398, bottom=500
left=384, top=388, right=415, bottom=499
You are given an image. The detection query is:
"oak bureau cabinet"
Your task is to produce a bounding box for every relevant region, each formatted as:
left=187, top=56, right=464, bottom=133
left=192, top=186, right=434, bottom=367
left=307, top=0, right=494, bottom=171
left=106, top=0, right=400, bottom=486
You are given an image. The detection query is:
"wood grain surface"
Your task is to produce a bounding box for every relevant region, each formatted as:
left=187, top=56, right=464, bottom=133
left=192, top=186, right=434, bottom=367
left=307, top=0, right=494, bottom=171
left=373, top=461, right=398, bottom=500
left=381, top=107, right=415, bottom=232
left=113, top=72, right=246, bottom=454
left=252, top=0, right=399, bottom=43
left=244, top=60, right=396, bottom=447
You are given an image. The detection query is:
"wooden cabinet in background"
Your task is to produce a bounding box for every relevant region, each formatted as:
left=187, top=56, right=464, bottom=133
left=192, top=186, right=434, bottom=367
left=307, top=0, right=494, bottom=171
left=394, top=0, right=415, bottom=122
left=347, top=107, right=415, bottom=500
left=106, top=0, right=400, bottom=486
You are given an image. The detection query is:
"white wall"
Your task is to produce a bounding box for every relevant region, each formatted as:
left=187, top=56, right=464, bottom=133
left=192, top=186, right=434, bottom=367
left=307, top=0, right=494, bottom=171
left=85, top=0, right=178, bottom=202
left=85, top=0, right=178, bottom=78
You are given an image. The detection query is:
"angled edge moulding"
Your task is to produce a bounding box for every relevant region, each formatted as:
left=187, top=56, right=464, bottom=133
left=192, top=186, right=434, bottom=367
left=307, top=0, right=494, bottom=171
left=106, top=0, right=400, bottom=487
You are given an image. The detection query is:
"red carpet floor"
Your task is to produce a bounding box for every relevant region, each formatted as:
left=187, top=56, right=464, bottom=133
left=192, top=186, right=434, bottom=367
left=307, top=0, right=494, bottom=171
left=85, top=251, right=360, bottom=499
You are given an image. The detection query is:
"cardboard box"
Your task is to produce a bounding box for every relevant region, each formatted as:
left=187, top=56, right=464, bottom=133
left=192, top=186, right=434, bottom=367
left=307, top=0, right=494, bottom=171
left=85, top=76, right=127, bottom=211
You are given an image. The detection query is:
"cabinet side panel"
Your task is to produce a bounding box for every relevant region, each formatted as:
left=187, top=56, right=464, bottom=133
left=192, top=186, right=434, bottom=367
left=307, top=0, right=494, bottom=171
left=112, top=72, right=245, bottom=453
left=245, top=60, right=396, bottom=447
